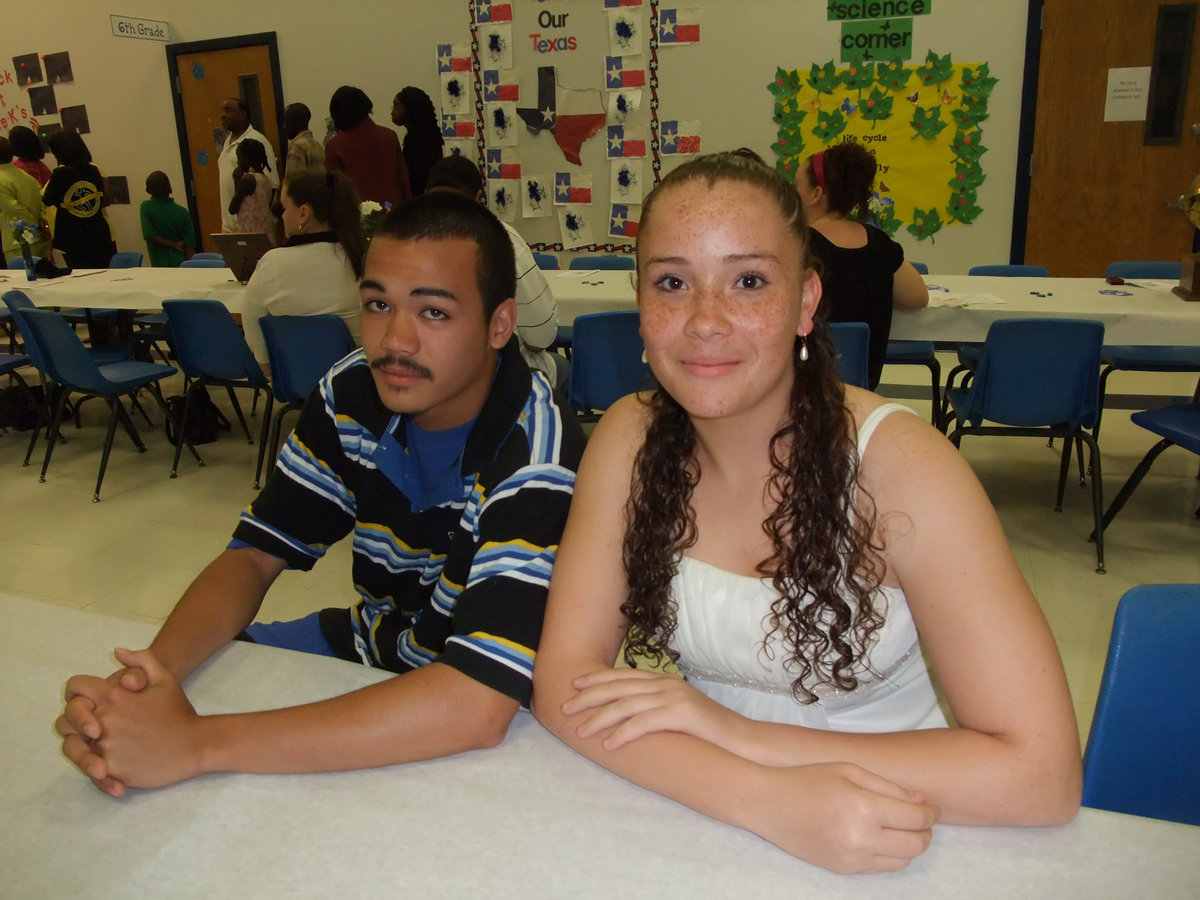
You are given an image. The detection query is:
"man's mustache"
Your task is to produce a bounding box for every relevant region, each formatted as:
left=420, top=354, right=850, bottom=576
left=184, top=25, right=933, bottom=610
left=370, top=355, right=433, bottom=381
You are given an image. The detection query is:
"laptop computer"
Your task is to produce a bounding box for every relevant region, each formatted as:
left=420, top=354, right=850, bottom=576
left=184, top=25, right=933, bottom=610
left=210, top=233, right=274, bottom=284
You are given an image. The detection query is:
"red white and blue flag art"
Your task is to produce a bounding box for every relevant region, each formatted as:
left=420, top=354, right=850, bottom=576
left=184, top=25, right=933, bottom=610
left=486, top=148, right=522, bottom=181
left=658, top=7, right=701, bottom=44
left=606, top=126, right=647, bottom=158
left=554, top=172, right=593, bottom=205
left=440, top=114, right=476, bottom=138
left=660, top=120, right=702, bottom=155
left=436, top=43, right=471, bottom=73
left=516, top=66, right=606, bottom=166
left=604, top=0, right=643, bottom=7
left=609, top=204, right=640, bottom=239
left=605, top=56, right=647, bottom=90
left=474, top=0, right=512, bottom=23
left=483, top=69, right=520, bottom=103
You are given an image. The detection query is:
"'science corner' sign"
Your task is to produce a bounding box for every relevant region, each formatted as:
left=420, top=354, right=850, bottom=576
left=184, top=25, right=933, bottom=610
left=110, top=15, right=171, bottom=42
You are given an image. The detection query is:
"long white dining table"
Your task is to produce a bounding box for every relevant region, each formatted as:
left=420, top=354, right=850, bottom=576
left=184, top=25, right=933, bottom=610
left=1, top=267, right=247, bottom=314
left=5, top=594, right=1198, bottom=899
left=547, top=271, right=1200, bottom=346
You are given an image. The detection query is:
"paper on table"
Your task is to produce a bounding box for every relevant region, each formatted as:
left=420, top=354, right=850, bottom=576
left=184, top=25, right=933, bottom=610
left=927, top=292, right=1008, bottom=308
left=1123, top=279, right=1177, bottom=292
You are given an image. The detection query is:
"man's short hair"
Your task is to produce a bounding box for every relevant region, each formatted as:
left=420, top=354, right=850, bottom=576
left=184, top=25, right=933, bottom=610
left=426, top=156, right=485, bottom=198
left=284, top=102, right=311, bottom=129
left=375, top=192, right=516, bottom=320
left=0, top=137, right=13, bottom=165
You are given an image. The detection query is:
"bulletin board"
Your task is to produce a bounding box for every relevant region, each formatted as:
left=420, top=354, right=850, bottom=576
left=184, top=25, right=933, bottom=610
left=439, top=0, right=705, bottom=254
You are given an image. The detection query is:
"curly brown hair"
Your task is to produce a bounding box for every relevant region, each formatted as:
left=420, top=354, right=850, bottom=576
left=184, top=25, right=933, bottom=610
left=620, top=150, right=886, bottom=702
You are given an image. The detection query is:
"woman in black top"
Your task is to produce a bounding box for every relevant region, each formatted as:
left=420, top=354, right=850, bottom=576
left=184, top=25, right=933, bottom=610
left=390, top=86, right=444, bottom=196
left=43, top=131, right=115, bottom=269
left=795, top=143, right=927, bottom=389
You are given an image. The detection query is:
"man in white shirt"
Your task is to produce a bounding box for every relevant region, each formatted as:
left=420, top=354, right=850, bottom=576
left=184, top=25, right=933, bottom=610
left=217, top=97, right=280, bottom=232
left=426, top=156, right=565, bottom=392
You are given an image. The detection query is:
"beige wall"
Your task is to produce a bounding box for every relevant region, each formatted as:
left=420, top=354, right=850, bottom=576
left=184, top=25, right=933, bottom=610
left=2, top=1, right=1028, bottom=272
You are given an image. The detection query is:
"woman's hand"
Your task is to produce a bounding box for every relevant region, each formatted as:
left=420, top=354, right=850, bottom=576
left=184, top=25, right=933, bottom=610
left=749, top=762, right=939, bottom=873
left=562, top=668, right=744, bottom=752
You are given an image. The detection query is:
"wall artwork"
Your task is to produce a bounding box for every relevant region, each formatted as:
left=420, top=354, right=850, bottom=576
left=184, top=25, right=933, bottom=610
left=769, top=52, right=996, bottom=243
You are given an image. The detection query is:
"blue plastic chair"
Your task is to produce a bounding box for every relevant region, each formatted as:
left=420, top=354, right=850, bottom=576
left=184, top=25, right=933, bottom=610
left=254, top=315, right=356, bottom=489
left=1094, top=262, right=1200, bottom=444
left=943, top=318, right=1106, bottom=572
left=940, top=264, right=1052, bottom=422
left=829, top=322, right=870, bottom=389
left=7, top=256, right=37, bottom=270
left=567, top=311, right=652, bottom=419
left=179, top=258, right=229, bottom=269
left=1082, top=584, right=1200, bottom=826
left=910, top=261, right=929, bottom=275
left=162, top=299, right=271, bottom=480
left=533, top=252, right=559, bottom=270
left=190, top=252, right=225, bottom=262
left=1105, top=261, right=1182, bottom=281
left=3, top=289, right=128, bottom=366
left=12, top=308, right=183, bottom=501
left=109, top=252, right=143, bottom=268
left=1093, top=402, right=1200, bottom=535
left=569, top=255, right=635, bottom=271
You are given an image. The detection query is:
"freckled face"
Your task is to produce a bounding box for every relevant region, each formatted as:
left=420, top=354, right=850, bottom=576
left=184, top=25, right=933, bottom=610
left=636, top=180, right=820, bottom=423
left=359, top=236, right=513, bottom=429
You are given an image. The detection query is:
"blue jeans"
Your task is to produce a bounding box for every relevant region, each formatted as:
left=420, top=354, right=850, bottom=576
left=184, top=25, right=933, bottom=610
left=240, top=610, right=337, bottom=658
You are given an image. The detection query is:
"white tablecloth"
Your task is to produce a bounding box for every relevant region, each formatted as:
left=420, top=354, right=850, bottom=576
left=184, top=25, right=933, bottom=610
left=4, top=595, right=1198, bottom=898
left=2, top=267, right=247, bottom=314
left=548, top=272, right=1200, bottom=345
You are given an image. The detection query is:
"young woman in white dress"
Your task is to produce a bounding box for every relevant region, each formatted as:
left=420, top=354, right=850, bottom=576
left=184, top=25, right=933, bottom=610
left=531, top=150, right=1081, bottom=874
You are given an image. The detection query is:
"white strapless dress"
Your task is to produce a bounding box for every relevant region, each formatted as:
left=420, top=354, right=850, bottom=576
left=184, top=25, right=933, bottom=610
left=669, top=403, right=947, bottom=734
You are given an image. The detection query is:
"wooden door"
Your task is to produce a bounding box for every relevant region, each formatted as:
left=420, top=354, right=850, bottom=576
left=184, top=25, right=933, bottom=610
left=167, top=35, right=283, bottom=252
left=1025, top=1, right=1200, bottom=276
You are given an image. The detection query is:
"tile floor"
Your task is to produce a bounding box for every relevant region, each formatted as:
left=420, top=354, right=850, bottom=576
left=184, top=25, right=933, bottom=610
left=1, top=362, right=1197, bottom=745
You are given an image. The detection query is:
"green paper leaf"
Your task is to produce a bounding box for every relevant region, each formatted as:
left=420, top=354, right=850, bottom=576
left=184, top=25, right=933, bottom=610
left=808, top=61, right=841, bottom=95
left=876, top=60, right=912, bottom=92
left=915, top=50, right=954, bottom=88
left=872, top=204, right=902, bottom=237
left=949, top=160, right=986, bottom=191
left=812, top=109, right=848, bottom=143
left=950, top=129, right=987, bottom=162
left=907, top=206, right=943, bottom=243
left=960, top=63, right=999, bottom=99
left=858, top=87, right=894, bottom=129
left=911, top=104, right=948, bottom=139
left=841, top=56, right=876, bottom=93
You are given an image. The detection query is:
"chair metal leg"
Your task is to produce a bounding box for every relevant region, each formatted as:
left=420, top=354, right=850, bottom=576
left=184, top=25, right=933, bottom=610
left=1093, top=365, right=1116, bottom=444
left=1074, top=435, right=1086, bottom=486
left=1054, top=434, right=1072, bottom=511
left=38, top=389, right=71, bottom=483
left=252, top=394, right=275, bottom=489
left=925, top=358, right=941, bottom=426
left=1091, top=438, right=1173, bottom=540
left=114, top=399, right=147, bottom=451
left=147, top=382, right=202, bottom=465
left=170, top=385, right=199, bottom=478
left=1078, top=431, right=1105, bottom=574
left=93, top=398, right=126, bottom=502
left=225, top=385, right=255, bottom=443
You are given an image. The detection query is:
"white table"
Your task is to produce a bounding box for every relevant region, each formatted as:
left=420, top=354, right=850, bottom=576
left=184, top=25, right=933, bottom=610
left=548, top=272, right=1200, bottom=346
left=1, top=267, right=247, bottom=314
left=4, top=595, right=1198, bottom=899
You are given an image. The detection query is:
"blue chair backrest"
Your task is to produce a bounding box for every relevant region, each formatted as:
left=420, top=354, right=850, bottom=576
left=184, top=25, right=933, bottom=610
left=109, top=252, right=144, bottom=269
left=533, top=252, right=559, bottom=271
left=911, top=261, right=929, bottom=275
left=259, top=315, right=356, bottom=405
left=191, top=252, right=225, bottom=262
left=968, top=264, right=1050, bottom=277
left=570, top=255, right=635, bottom=271
left=1083, top=584, right=1200, bottom=826
left=7, top=256, right=38, bottom=270
left=829, top=322, right=870, bottom=389
left=179, top=258, right=229, bottom=268
left=1105, top=261, right=1182, bottom=280
left=568, top=311, right=652, bottom=412
left=12, top=307, right=106, bottom=393
left=2, top=289, right=36, bottom=314
left=960, top=318, right=1103, bottom=428
left=162, top=299, right=267, bottom=385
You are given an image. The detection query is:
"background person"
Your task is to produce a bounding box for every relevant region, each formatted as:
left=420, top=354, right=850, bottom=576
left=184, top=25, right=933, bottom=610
left=140, top=170, right=196, bottom=267
left=42, top=131, right=114, bottom=269
left=795, top=142, right=928, bottom=389
left=426, top=155, right=564, bottom=393
left=217, top=97, right=280, bottom=233
left=325, top=85, right=411, bottom=207
left=9, top=125, right=51, bottom=187
left=531, top=151, right=1080, bottom=874
left=282, top=102, right=325, bottom=179
left=0, top=136, right=50, bottom=264
left=391, top=86, right=444, bottom=196
left=227, top=139, right=277, bottom=243
left=240, top=170, right=365, bottom=371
